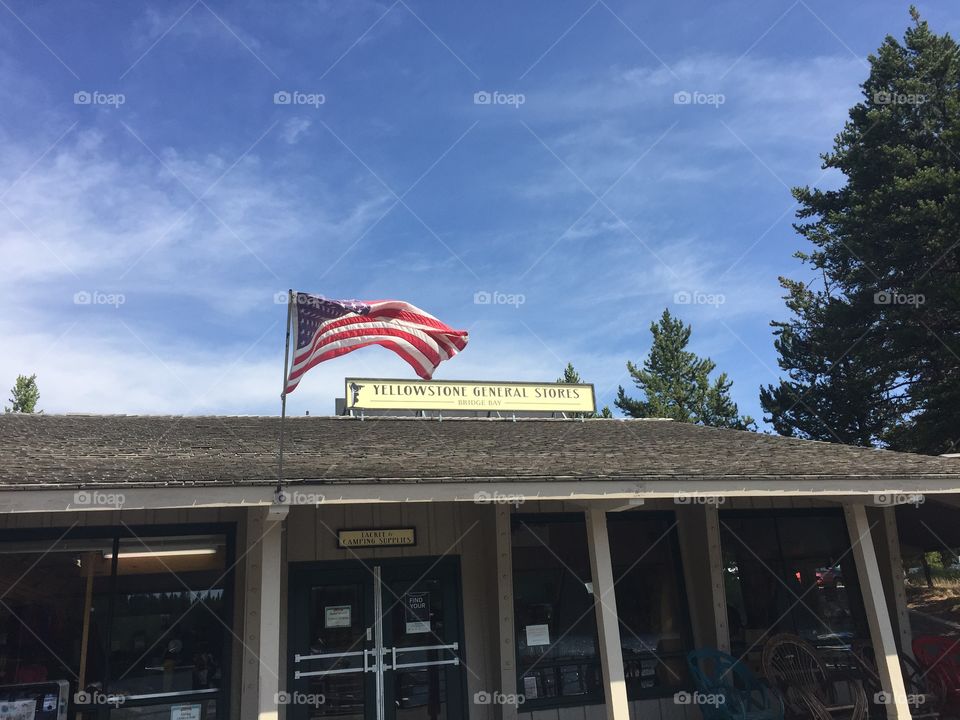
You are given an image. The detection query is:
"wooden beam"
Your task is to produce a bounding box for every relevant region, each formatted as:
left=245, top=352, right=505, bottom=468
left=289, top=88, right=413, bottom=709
left=705, top=504, right=730, bottom=652
left=873, top=507, right=913, bottom=657
left=240, top=507, right=285, bottom=720
left=495, top=505, right=518, bottom=720
left=6, top=482, right=960, bottom=514
left=77, top=552, right=96, bottom=720
left=585, top=506, right=630, bottom=720
left=844, top=504, right=911, bottom=720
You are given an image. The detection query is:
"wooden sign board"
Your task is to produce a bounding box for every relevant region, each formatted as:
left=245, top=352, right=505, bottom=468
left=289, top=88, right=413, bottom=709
left=337, top=528, right=416, bottom=548
left=345, top=378, right=596, bottom=413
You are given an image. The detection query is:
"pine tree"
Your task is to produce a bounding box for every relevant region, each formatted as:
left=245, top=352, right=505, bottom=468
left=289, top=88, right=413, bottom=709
left=556, top=362, right=583, bottom=385
left=762, top=8, right=960, bottom=454
left=616, top=310, right=754, bottom=430
left=5, top=374, right=40, bottom=414
left=557, top=362, right=613, bottom=418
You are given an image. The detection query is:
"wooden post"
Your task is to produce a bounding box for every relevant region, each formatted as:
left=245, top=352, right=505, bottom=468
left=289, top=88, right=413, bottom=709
left=241, top=506, right=287, bottom=720
left=78, top=552, right=95, bottom=686
left=844, top=504, right=911, bottom=720
left=585, top=506, right=630, bottom=720
left=76, top=552, right=96, bottom=720
left=705, top=504, right=730, bottom=652
left=495, top=505, right=518, bottom=720
left=872, top=507, right=913, bottom=658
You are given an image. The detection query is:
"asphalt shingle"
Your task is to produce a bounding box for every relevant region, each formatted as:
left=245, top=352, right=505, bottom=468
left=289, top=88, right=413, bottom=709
left=0, top=414, right=958, bottom=489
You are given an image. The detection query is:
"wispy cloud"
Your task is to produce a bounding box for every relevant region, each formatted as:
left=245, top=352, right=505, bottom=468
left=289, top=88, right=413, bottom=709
left=0, top=0, right=905, bottom=421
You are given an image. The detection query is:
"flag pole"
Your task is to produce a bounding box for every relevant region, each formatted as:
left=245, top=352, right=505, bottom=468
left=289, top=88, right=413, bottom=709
left=276, top=289, right=293, bottom=501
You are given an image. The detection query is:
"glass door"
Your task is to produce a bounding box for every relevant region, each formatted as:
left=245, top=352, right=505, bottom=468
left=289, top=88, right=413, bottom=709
left=381, top=559, right=463, bottom=720
left=288, top=558, right=464, bottom=720
left=288, top=565, right=375, bottom=720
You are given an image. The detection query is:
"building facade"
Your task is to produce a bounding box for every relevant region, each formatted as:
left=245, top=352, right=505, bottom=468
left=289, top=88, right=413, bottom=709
left=1, top=414, right=959, bottom=720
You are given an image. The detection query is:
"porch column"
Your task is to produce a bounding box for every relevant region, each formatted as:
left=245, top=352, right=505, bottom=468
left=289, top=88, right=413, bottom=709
left=872, top=506, right=912, bottom=657
left=585, top=506, right=630, bottom=720
left=704, top=504, right=730, bottom=652
left=242, top=506, right=287, bottom=720
left=844, top=504, right=910, bottom=720
left=495, top=505, right=519, bottom=720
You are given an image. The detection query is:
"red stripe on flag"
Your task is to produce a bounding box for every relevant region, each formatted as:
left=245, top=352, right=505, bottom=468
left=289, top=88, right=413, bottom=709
left=291, top=315, right=463, bottom=367
left=284, top=297, right=467, bottom=393
left=290, top=326, right=442, bottom=378
left=286, top=337, right=434, bottom=391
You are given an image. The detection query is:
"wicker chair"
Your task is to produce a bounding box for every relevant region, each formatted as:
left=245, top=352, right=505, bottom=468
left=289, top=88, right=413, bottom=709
left=851, top=642, right=940, bottom=719
left=762, top=634, right=868, bottom=720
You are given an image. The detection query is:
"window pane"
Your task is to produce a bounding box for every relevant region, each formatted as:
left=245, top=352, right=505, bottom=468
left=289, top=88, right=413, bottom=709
left=108, top=698, right=217, bottom=719
left=721, top=513, right=867, bottom=662
left=305, top=582, right=366, bottom=719
left=777, top=517, right=848, bottom=559
left=776, top=516, right=865, bottom=644
left=0, top=539, right=112, bottom=705
left=106, top=536, right=227, bottom=702
left=608, top=514, right=691, bottom=697
left=512, top=517, right=600, bottom=703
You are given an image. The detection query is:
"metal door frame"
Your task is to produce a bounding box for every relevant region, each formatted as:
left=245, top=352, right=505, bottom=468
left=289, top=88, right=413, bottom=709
left=287, top=556, right=466, bottom=720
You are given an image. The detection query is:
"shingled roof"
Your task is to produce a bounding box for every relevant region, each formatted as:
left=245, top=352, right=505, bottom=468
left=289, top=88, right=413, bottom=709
left=0, top=414, right=958, bottom=490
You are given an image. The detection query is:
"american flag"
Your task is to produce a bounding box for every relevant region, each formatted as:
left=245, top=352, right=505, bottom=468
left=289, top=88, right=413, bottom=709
left=283, top=293, right=469, bottom=394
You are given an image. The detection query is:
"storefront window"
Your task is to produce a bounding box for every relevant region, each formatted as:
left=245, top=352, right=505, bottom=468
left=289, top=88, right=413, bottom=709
left=0, top=538, right=112, bottom=690
left=608, top=513, right=692, bottom=696
left=512, top=516, right=601, bottom=706
left=0, top=528, right=232, bottom=719
left=512, top=512, right=694, bottom=709
left=721, top=511, right=868, bottom=661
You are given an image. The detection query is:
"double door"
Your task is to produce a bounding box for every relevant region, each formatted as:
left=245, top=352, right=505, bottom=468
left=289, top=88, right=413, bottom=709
left=287, top=557, right=465, bottom=720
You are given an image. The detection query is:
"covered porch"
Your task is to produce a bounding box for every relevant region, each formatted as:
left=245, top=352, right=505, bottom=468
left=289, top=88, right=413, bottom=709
left=1, top=414, right=959, bottom=720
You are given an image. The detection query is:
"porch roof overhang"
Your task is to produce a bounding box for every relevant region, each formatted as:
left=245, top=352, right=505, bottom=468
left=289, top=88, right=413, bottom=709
left=0, top=414, right=958, bottom=513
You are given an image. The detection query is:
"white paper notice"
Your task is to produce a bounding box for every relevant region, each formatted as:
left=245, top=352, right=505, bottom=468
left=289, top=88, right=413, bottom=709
left=525, top=624, right=550, bottom=646
left=324, top=605, right=352, bottom=628
left=170, top=704, right=201, bottom=720
left=0, top=700, right=36, bottom=720
left=523, top=675, right=539, bottom=699
left=404, top=592, right=431, bottom=634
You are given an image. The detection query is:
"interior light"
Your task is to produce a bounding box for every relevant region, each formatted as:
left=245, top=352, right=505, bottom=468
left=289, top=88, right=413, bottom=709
left=104, top=548, right=217, bottom=559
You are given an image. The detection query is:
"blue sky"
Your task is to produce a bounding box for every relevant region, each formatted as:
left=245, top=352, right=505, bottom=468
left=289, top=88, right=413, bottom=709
left=1, top=0, right=957, bottom=421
